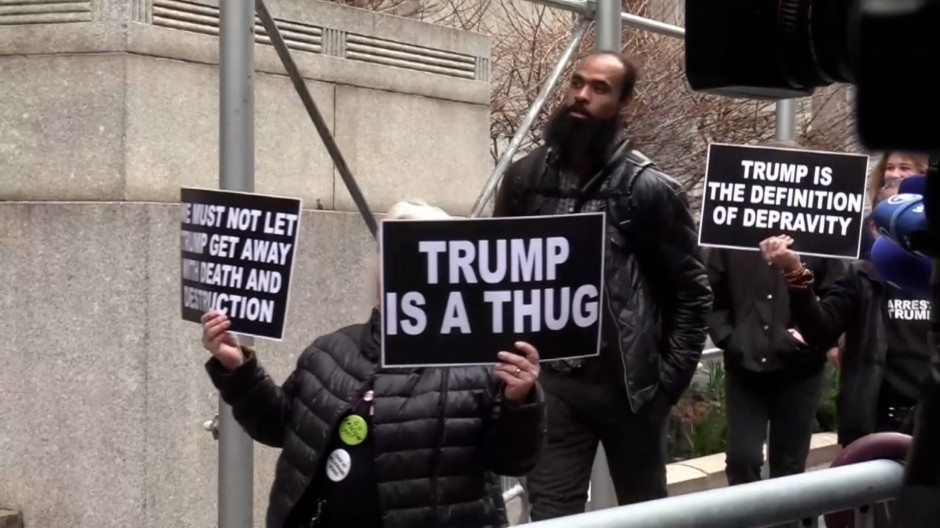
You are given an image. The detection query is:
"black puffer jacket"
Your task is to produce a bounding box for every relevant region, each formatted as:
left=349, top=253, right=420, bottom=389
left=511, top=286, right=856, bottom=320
left=206, top=308, right=546, bottom=528
left=493, top=141, right=713, bottom=412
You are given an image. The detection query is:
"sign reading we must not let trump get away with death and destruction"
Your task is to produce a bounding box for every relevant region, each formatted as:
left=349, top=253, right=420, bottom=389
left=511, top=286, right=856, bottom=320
left=698, top=143, right=869, bottom=259
left=179, top=187, right=302, bottom=341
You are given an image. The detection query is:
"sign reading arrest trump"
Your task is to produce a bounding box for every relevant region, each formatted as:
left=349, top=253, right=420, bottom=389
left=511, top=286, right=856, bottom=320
left=179, top=187, right=302, bottom=341
left=379, top=213, right=606, bottom=368
left=698, top=143, right=869, bottom=259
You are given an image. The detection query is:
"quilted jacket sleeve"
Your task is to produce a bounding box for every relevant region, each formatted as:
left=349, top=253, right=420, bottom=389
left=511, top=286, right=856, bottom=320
left=481, top=376, right=547, bottom=476
left=205, top=347, right=300, bottom=448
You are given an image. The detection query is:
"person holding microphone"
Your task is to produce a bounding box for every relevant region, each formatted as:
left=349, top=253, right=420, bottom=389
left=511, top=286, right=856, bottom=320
left=201, top=200, right=547, bottom=528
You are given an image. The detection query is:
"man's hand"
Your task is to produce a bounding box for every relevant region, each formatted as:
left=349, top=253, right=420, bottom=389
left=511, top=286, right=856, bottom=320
left=201, top=310, right=244, bottom=371
left=495, top=342, right=540, bottom=405
left=759, top=235, right=802, bottom=273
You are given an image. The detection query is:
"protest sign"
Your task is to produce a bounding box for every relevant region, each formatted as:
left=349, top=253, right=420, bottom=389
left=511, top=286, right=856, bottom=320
left=380, top=213, right=605, bottom=368
left=180, top=187, right=302, bottom=341
left=698, top=143, right=869, bottom=259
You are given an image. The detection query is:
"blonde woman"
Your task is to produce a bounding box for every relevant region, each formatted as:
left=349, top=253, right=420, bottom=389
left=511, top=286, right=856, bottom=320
left=867, top=151, right=929, bottom=203
left=201, top=200, right=546, bottom=528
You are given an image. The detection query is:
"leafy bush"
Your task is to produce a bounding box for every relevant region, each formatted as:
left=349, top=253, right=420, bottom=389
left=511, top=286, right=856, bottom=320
left=668, top=362, right=729, bottom=461
left=668, top=361, right=840, bottom=462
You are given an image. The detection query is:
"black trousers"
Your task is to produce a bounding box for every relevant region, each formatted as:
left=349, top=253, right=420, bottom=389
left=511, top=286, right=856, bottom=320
left=724, top=366, right=824, bottom=485
left=526, top=365, right=669, bottom=521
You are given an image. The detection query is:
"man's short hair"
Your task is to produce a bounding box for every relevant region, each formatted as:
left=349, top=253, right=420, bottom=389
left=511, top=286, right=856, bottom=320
left=590, top=52, right=639, bottom=102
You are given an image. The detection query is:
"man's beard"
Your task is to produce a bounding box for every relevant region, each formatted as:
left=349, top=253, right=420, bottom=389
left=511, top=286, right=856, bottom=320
left=543, top=104, right=622, bottom=166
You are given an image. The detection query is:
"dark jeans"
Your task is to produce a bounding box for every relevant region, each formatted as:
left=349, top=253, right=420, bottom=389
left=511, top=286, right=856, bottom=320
left=724, top=366, right=824, bottom=485
left=526, top=365, right=670, bottom=521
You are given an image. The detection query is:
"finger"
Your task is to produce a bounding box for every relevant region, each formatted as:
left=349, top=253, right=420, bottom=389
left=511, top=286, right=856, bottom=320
left=497, top=350, right=529, bottom=369
left=202, top=313, right=228, bottom=326
left=201, top=310, right=222, bottom=323
left=514, top=341, right=540, bottom=364
left=205, top=319, right=231, bottom=342
left=495, top=363, right=526, bottom=378
left=204, top=316, right=229, bottom=336
left=782, top=236, right=794, bottom=247
left=495, top=370, right=518, bottom=387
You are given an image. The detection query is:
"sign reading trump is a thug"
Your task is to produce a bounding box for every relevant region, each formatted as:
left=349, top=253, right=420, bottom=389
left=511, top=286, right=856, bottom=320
left=179, top=187, right=302, bottom=341
left=380, top=213, right=606, bottom=368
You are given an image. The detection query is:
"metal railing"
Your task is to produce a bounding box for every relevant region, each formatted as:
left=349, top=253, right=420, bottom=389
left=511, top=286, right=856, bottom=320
left=523, top=459, right=904, bottom=528
left=500, top=346, right=725, bottom=517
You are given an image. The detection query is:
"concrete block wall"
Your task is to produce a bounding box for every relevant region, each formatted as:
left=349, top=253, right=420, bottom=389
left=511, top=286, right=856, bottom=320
left=0, top=0, right=492, bottom=214
left=0, top=1, right=492, bottom=526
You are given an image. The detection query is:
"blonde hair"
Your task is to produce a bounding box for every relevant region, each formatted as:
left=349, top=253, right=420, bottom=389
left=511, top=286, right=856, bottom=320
left=868, top=151, right=929, bottom=207
left=385, top=200, right=451, bottom=221
left=365, top=200, right=451, bottom=306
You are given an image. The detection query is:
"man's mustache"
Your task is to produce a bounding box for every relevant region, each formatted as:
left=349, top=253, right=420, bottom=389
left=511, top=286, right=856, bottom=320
left=564, top=104, right=593, bottom=119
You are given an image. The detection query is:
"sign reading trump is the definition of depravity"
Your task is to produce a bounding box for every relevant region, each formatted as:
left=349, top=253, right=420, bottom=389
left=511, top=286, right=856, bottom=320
left=698, top=143, right=869, bottom=259
left=179, top=187, right=302, bottom=341
left=380, top=213, right=606, bottom=368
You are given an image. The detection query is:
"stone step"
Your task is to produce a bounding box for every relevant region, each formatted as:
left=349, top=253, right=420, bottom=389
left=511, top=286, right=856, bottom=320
left=0, top=509, right=23, bottom=528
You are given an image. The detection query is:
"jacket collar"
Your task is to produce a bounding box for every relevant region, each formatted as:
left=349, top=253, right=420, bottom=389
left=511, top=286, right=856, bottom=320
left=360, top=306, right=382, bottom=364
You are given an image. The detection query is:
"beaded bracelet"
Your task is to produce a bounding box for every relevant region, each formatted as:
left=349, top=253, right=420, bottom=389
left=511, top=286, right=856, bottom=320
left=784, top=266, right=814, bottom=290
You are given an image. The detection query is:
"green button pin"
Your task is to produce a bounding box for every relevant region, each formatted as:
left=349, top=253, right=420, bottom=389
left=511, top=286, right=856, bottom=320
left=339, top=415, right=368, bottom=446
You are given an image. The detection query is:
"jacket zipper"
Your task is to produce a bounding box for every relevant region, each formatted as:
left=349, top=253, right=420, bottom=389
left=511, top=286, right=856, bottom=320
left=429, top=371, right=449, bottom=528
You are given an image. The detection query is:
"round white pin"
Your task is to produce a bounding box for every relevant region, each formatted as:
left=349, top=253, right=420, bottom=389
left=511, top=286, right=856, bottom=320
left=325, top=449, right=351, bottom=482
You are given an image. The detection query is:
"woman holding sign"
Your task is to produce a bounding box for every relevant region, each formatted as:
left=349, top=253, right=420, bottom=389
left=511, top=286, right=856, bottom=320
left=200, top=200, right=546, bottom=528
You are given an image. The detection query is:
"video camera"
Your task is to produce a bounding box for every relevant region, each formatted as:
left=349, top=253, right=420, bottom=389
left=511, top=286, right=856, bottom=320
left=682, top=1, right=940, bottom=522
left=683, top=0, right=938, bottom=153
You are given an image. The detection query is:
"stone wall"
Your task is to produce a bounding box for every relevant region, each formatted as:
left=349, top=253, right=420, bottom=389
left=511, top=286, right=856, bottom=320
left=0, top=0, right=492, bottom=214
left=0, top=1, right=492, bottom=526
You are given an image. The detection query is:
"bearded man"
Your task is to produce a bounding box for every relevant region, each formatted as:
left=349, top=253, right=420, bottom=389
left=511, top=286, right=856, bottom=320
left=492, top=52, right=712, bottom=520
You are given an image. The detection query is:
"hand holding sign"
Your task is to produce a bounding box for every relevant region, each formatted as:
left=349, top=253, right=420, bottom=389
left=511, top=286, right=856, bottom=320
left=495, top=342, right=541, bottom=405
left=759, top=235, right=801, bottom=273
left=201, top=310, right=244, bottom=371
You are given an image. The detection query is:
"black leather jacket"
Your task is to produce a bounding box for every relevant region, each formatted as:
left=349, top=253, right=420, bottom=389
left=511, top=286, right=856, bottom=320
left=206, top=309, right=546, bottom=528
left=493, top=142, right=713, bottom=412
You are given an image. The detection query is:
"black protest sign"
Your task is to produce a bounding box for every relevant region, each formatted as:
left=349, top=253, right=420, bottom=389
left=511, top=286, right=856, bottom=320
left=380, top=213, right=606, bottom=368
left=180, top=187, right=302, bottom=341
left=698, top=143, right=869, bottom=259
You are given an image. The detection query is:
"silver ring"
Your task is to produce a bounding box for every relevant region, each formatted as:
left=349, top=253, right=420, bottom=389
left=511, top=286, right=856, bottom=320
left=515, top=367, right=522, bottom=376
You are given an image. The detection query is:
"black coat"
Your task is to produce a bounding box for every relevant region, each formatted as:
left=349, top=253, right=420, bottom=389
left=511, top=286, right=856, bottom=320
left=787, top=261, right=888, bottom=445
left=707, top=248, right=843, bottom=375
left=493, top=142, right=713, bottom=411
left=206, top=309, right=546, bottom=528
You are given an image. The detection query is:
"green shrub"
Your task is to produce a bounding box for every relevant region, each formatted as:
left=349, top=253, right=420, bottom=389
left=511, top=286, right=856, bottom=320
left=668, top=361, right=729, bottom=461
left=668, top=360, right=840, bottom=462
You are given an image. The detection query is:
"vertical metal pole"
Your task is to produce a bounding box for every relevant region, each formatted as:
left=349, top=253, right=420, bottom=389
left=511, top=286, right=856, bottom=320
left=766, top=97, right=796, bottom=483
left=595, top=0, right=623, bottom=52
left=469, top=17, right=591, bottom=218
left=587, top=0, right=622, bottom=511
left=776, top=99, right=797, bottom=141
left=218, top=0, right=255, bottom=524
left=587, top=445, right=618, bottom=511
